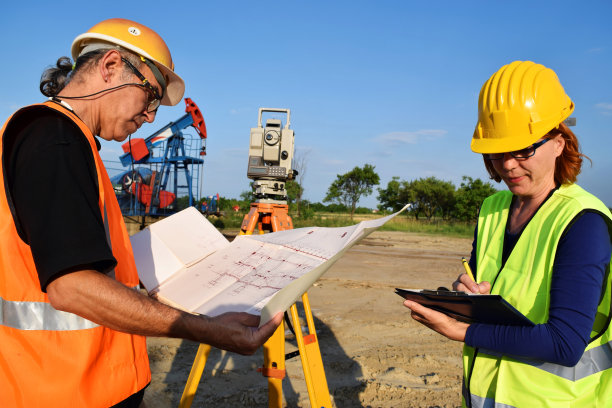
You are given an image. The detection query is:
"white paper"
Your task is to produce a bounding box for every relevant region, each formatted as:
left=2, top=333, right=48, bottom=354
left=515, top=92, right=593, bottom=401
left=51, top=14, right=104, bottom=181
left=131, top=205, right=409, bottom=326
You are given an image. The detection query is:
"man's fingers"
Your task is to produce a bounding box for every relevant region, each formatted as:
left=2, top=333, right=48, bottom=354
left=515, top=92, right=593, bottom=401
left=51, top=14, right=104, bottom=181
left=239, top=312, right=261, bottom=327
left=254, top=312, right=283, bottom=341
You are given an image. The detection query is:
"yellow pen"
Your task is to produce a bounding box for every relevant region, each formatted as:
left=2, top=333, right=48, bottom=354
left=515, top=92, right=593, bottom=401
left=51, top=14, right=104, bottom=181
left=461, top=257, right=476, bottom=282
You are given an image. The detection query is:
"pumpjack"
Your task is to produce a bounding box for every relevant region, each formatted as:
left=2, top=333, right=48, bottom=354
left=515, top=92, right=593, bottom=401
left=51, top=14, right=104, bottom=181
left=110, top=98, right=207, bottom=218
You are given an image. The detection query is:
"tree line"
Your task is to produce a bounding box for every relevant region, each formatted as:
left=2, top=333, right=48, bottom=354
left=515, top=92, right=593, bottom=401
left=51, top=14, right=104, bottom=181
left=180, top=163, right=498, bottom=222
left=321, top=164, right=497, bottom=221
left=376, top=174, right=497, bottom=221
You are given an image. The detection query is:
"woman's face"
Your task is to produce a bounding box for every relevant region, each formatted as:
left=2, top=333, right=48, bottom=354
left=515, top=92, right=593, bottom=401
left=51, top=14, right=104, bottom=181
left=490, top=134, right=565, bottom=199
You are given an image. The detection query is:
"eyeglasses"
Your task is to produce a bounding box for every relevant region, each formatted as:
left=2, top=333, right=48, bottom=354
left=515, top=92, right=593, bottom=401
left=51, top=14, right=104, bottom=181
left=121, top=57, right=162, bottom=112
left=484, top=138, right=550, bottom=160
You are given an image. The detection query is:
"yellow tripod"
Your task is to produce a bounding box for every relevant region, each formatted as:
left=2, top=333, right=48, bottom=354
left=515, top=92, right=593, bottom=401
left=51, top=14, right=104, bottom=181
left=179, top=202, right=332, bottom=408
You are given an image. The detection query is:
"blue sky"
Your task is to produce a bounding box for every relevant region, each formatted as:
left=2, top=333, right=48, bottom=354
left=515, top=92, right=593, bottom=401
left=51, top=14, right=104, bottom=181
left=2, top=1, right=611, bottom=208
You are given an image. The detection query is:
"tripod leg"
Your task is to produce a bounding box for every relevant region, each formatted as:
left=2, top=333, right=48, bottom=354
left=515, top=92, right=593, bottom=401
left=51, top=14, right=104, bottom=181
left=290, top=300, right=332, bottom=408
left=271, top=205, right=293, bottom=231
left=302, top=293, right=318, bottom=340
left=261, top=321, right=286, bottom=408
left=240, top=205, right=259, bottom=235
left=258, top=220, right=265, bottom=234
left=179, top=343, right=211, bottom=408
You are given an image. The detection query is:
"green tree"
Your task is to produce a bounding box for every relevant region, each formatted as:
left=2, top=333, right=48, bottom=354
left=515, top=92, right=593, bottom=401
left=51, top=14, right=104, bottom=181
left=377, top=176, right=402, bottom=212
left=286, top=180, right=303, bottom=205
left=219, top=197, right=244, bottom=212
left=453, top=176, right=497, bottom=221
left=398, top=180, right=421, bottom=220
left=239, top=189, right=254, bottom=203
left=175, top=195, right=191, bottom=211
left=292, top=148, right=310, bottom=216
left=324, top=164, right=380, bottom=220
left=411, top=177, right=456, bottom=220
left=309, top=202, right=327, bottom=212
left=291, top=199, right=314, bottom=219
left=378, top=177, right=415, bottom=213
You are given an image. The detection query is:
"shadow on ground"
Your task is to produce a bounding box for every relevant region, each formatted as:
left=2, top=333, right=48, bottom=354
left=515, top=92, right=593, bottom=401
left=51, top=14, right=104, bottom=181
left=147, top=301, right=366, bottom=407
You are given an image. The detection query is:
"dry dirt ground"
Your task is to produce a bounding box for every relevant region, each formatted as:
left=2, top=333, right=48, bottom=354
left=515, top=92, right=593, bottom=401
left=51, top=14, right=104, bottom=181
left=142, top=231, right=472, bottom=407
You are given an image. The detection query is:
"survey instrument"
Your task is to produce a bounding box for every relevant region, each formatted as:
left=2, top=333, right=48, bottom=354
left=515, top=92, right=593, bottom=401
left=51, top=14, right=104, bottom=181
left=246, top=108, right=297, bottom=202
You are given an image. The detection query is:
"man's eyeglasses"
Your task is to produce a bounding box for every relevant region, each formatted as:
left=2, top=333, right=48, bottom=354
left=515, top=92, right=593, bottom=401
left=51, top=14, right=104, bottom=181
left=484, top=138, right=550, bottom=160
left=121, top=57, right=162, bottom=112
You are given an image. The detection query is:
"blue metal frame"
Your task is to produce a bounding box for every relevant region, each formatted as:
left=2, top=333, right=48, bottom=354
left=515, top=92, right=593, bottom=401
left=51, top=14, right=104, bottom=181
left=113, top=111, right=205, bottom=216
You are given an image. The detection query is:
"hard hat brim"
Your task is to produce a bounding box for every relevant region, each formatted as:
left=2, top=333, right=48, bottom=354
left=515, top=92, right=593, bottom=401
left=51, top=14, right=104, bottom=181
left=470, top=132, right=542, bottom=154
left=155, top=63, right=185, bottom=107
left=471, top=102, right=574, bottom=154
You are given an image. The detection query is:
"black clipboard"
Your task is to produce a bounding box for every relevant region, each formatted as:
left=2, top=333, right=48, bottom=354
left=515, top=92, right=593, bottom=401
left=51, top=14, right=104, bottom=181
left=396, top=288, right=534, bottom=326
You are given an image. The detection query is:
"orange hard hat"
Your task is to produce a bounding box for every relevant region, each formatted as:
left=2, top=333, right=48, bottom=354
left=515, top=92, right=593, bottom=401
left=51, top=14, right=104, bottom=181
left=71, top=18, right=185, bottom=106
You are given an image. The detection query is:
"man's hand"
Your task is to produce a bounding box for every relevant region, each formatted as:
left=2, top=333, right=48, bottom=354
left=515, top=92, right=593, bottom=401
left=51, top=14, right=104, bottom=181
left=403, top=300, right=469, bottom=342
left=203, top=312, right=284, bottom=355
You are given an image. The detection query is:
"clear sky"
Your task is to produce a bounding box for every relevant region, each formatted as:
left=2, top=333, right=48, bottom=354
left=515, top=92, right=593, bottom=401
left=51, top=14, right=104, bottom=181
left=2, top=1, right=611, bottom=208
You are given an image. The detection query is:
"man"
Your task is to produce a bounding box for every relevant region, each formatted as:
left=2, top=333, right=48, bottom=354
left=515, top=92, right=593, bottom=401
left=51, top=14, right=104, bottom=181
left=0, top=18, right=282, bottom=407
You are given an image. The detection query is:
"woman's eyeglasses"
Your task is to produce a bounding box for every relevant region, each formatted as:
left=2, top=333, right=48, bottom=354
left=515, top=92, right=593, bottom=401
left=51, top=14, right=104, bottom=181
left=484, top=138, right=550, bottom=160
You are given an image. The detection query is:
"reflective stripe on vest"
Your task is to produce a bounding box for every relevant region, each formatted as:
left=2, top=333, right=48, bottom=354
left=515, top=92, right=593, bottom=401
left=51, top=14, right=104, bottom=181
left=0, top=294, right=99, bottom=330
left=0, top=282, right=141, bottom=331
left=462, top=382, right=517, bottom=408
left=478, top=340, right=612, bottom=381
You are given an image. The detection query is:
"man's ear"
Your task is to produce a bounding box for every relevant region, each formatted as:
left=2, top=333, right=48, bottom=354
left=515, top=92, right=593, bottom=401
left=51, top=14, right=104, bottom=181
left=99, top=49, right=123, bottom=82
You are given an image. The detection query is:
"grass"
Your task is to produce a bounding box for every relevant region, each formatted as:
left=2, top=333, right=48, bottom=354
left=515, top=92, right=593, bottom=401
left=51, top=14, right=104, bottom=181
left=209, top=211, right=475, bottom=239
left=378, top=216, right=475, bottom=238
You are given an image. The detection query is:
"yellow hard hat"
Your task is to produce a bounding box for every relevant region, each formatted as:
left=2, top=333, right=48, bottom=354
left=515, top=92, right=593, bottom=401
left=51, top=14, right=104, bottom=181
left=471, top=60, right=574, bottom=154
left=71, top=18, right=185, bottom=106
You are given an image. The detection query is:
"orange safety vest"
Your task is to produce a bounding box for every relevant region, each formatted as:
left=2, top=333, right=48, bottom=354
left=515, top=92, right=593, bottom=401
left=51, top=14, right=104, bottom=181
left=0, top=101, right=150, bottom=407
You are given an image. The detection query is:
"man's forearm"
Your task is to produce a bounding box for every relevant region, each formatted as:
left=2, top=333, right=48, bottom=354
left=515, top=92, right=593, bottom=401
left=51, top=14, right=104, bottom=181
left=47, top=269, right=208, bottom=338
left=46, top=269, right=282, bottom=355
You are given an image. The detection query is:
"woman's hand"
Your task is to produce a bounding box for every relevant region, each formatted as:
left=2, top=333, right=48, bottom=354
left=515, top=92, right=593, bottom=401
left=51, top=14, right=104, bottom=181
left=403, top=300, right=469, bottom=342
left=452, top=273, right=491, bottom=294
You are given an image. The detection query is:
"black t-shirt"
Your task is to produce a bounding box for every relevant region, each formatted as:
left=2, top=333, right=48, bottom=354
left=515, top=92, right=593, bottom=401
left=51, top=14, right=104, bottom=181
left=3, top=105, right=117, bottom=291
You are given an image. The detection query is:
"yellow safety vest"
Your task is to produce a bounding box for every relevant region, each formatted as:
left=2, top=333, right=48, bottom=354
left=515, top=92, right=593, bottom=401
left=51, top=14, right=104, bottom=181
left=463, top=183, right=612, bottom=408
left=0, top=102, right=150, bottom=407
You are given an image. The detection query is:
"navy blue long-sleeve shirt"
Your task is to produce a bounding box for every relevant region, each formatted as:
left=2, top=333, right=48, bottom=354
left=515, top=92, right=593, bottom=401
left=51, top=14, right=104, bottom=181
left=464, top=211, right=611, bottom=367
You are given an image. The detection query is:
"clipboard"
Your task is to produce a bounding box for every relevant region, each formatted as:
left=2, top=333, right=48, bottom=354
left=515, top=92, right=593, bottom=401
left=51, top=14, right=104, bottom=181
left=396, top=288, right=534, bottom=326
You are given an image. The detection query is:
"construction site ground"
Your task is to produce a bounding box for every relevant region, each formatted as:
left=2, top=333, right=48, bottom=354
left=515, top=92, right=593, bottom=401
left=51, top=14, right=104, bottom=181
left=142, top=230, right=471, bottom=408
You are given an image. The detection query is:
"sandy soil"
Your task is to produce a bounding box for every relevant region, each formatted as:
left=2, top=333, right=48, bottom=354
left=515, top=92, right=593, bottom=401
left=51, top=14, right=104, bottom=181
left=142, top=231, right=472, bottom=407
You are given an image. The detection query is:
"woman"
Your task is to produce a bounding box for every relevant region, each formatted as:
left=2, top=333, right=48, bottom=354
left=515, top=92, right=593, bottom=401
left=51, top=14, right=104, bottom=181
left=404, top=61, right=612, bottom=408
